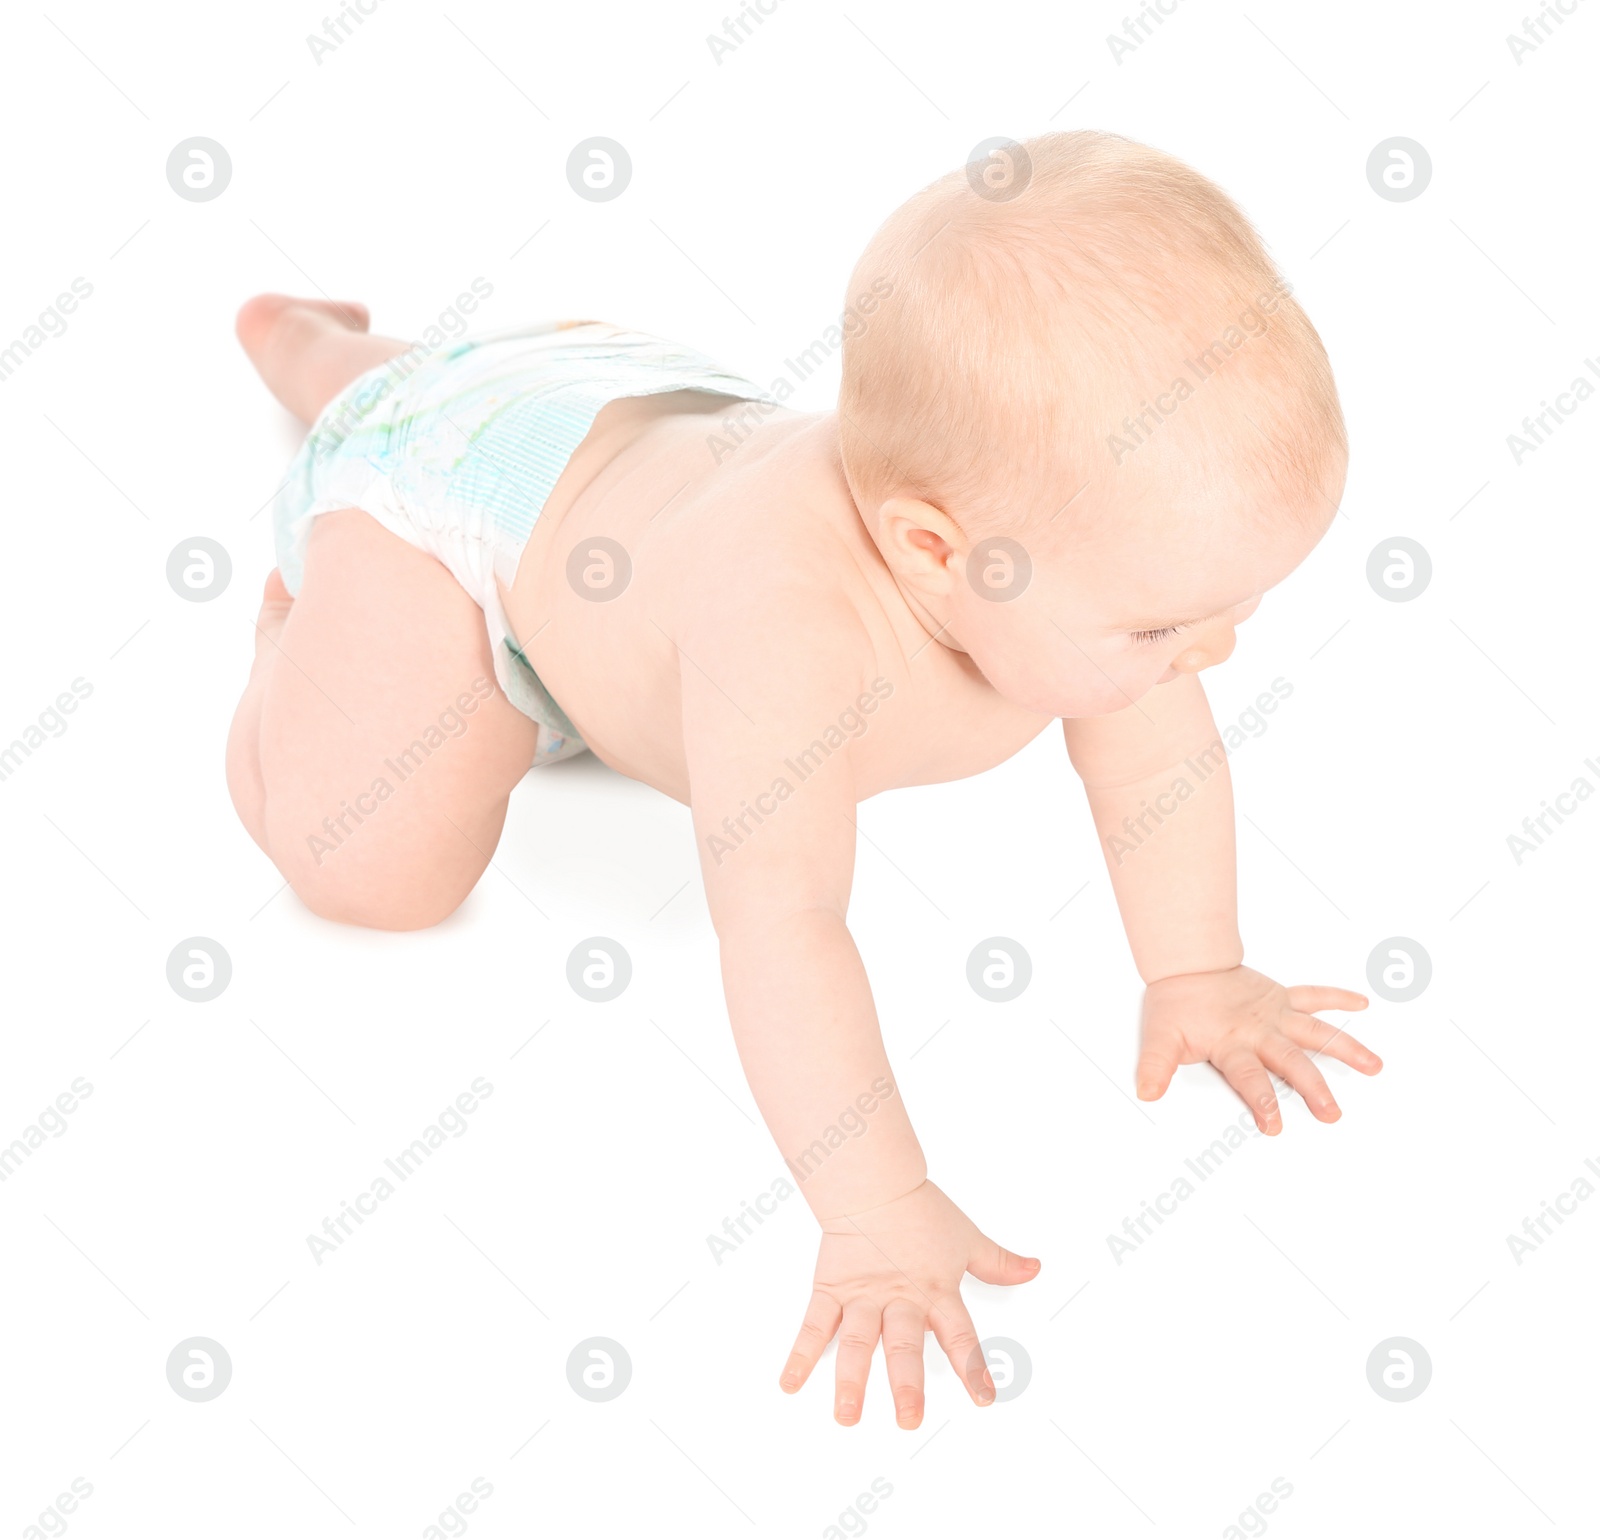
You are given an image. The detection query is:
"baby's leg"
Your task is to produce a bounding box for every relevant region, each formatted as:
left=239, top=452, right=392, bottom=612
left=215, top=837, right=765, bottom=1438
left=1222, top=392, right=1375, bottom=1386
left=227, top=297, right=539, bottom=928
left=227, top=510, right=539, bottom=929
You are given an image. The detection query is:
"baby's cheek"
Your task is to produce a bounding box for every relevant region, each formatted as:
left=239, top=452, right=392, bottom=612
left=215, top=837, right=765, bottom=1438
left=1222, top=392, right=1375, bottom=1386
left=1072, top=669, right=1152, bottom=718
left=981, top=626, right=1132, bottom=716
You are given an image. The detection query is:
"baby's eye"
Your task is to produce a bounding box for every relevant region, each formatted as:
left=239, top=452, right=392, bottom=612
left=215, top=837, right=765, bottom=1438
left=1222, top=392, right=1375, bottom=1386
left=1130, top=625, right=1181, bottom=646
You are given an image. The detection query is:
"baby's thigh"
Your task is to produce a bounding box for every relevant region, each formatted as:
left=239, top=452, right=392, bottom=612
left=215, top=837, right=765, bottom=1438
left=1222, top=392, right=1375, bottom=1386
left=259, top=508, right=539, bottom=928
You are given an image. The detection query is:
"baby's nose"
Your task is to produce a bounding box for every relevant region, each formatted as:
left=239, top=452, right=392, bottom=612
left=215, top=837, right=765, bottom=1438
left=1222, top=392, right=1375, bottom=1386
left=1172, top=623, right=1236, bottom=673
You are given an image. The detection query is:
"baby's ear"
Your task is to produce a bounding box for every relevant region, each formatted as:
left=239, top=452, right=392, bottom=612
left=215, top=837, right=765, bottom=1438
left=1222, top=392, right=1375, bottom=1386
left=877, top=496, right=961, bottom=590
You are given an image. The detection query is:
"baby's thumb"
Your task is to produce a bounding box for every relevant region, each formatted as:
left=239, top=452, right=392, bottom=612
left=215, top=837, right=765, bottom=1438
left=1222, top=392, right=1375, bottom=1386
left=1136, top=1023, right=1181, bottom=1101
left=967, top=1237, right=1041, bottom=1287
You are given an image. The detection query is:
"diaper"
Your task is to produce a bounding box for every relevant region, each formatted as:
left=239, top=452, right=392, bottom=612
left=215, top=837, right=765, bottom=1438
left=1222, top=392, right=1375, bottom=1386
left=272, top=320, right=771, bottom=766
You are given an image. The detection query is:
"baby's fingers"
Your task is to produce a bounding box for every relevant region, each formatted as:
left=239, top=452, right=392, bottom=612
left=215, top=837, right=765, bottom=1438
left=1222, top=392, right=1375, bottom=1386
left=1216, top=1044, right=1282, bottom=1134
left=833, top=1299, right=882, bottom=1426
left=779, top=1290, right=841, bottom=1395
left=1261, top=1034, right=1339, bottom=1123
left=1286, top=1012, right=1383, bottom=1075
left=929, top=1294, right=995, bottom=1407
left=881, top=1299, right=927, bottom=1429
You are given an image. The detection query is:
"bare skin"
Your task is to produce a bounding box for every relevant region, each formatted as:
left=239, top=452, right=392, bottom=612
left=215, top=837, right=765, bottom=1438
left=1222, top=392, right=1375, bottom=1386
left=229, top=296, right=1381, bottom=1430
left=495, top=381, right=1052, bottom=801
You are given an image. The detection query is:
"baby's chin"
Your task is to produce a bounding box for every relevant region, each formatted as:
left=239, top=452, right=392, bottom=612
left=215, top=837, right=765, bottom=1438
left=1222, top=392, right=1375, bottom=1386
left=968, top=639, right=1160, bottom=718
left=996, top=675, right=1150, bottom=720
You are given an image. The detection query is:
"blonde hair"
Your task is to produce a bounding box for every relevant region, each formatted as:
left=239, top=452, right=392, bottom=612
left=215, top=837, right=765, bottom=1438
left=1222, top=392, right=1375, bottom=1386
left=837, top=130, right=1345, bottom=539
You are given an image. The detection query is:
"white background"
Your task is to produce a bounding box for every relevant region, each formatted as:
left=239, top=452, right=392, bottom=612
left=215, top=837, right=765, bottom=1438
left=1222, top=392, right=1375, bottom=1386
left=1, top=1, right=1595, bottom=1535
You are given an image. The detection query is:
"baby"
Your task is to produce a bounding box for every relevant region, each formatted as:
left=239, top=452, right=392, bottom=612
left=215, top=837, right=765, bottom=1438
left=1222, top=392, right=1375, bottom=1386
left=226, top=129, right=1380, bottom=1430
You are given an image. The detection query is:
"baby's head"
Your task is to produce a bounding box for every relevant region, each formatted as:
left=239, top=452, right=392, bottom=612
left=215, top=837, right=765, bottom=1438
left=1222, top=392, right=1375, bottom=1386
left=838, top=130, right=1346, bottom=716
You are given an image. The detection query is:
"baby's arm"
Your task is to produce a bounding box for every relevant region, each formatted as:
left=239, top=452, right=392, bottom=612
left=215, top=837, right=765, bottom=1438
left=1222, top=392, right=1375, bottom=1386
left=676, top=584, right=1036, bottom=1426
left=1063, top=673, right=1380, bottom=1129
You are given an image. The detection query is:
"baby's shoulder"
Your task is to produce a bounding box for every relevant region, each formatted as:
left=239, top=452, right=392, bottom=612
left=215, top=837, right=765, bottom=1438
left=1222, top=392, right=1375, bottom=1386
left=666, top=417, right=883, bottom=660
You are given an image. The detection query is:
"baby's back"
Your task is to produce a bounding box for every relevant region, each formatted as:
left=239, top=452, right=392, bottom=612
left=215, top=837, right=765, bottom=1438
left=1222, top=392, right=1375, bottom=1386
left=504, top=394, right=1050, bottom=804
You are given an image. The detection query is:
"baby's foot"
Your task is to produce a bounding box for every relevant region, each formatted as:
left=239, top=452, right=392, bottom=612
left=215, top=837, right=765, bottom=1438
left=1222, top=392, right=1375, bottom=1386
left=226, top=569, right=296, bottom=854
left=235, top=293, right=369, bottom=352
left=236, top=294, right=373, bottom=423
left=251, top=569, right=294, bottom=679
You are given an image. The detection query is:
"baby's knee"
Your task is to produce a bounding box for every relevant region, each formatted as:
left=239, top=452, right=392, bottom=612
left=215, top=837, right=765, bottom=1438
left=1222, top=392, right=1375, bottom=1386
left=267, top=809, right=485, bottom=931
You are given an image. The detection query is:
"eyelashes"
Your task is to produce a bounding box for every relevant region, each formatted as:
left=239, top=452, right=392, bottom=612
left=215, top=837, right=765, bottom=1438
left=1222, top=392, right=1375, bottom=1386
left=1130, top=625, right=1184, bottom=646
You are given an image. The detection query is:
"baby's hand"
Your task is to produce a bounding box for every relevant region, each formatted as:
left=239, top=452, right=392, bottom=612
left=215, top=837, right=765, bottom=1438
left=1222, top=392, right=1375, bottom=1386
left=779, top=1180, right=1039, bottom=1428
left=1136, top=965, right=1380, bottom=1132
